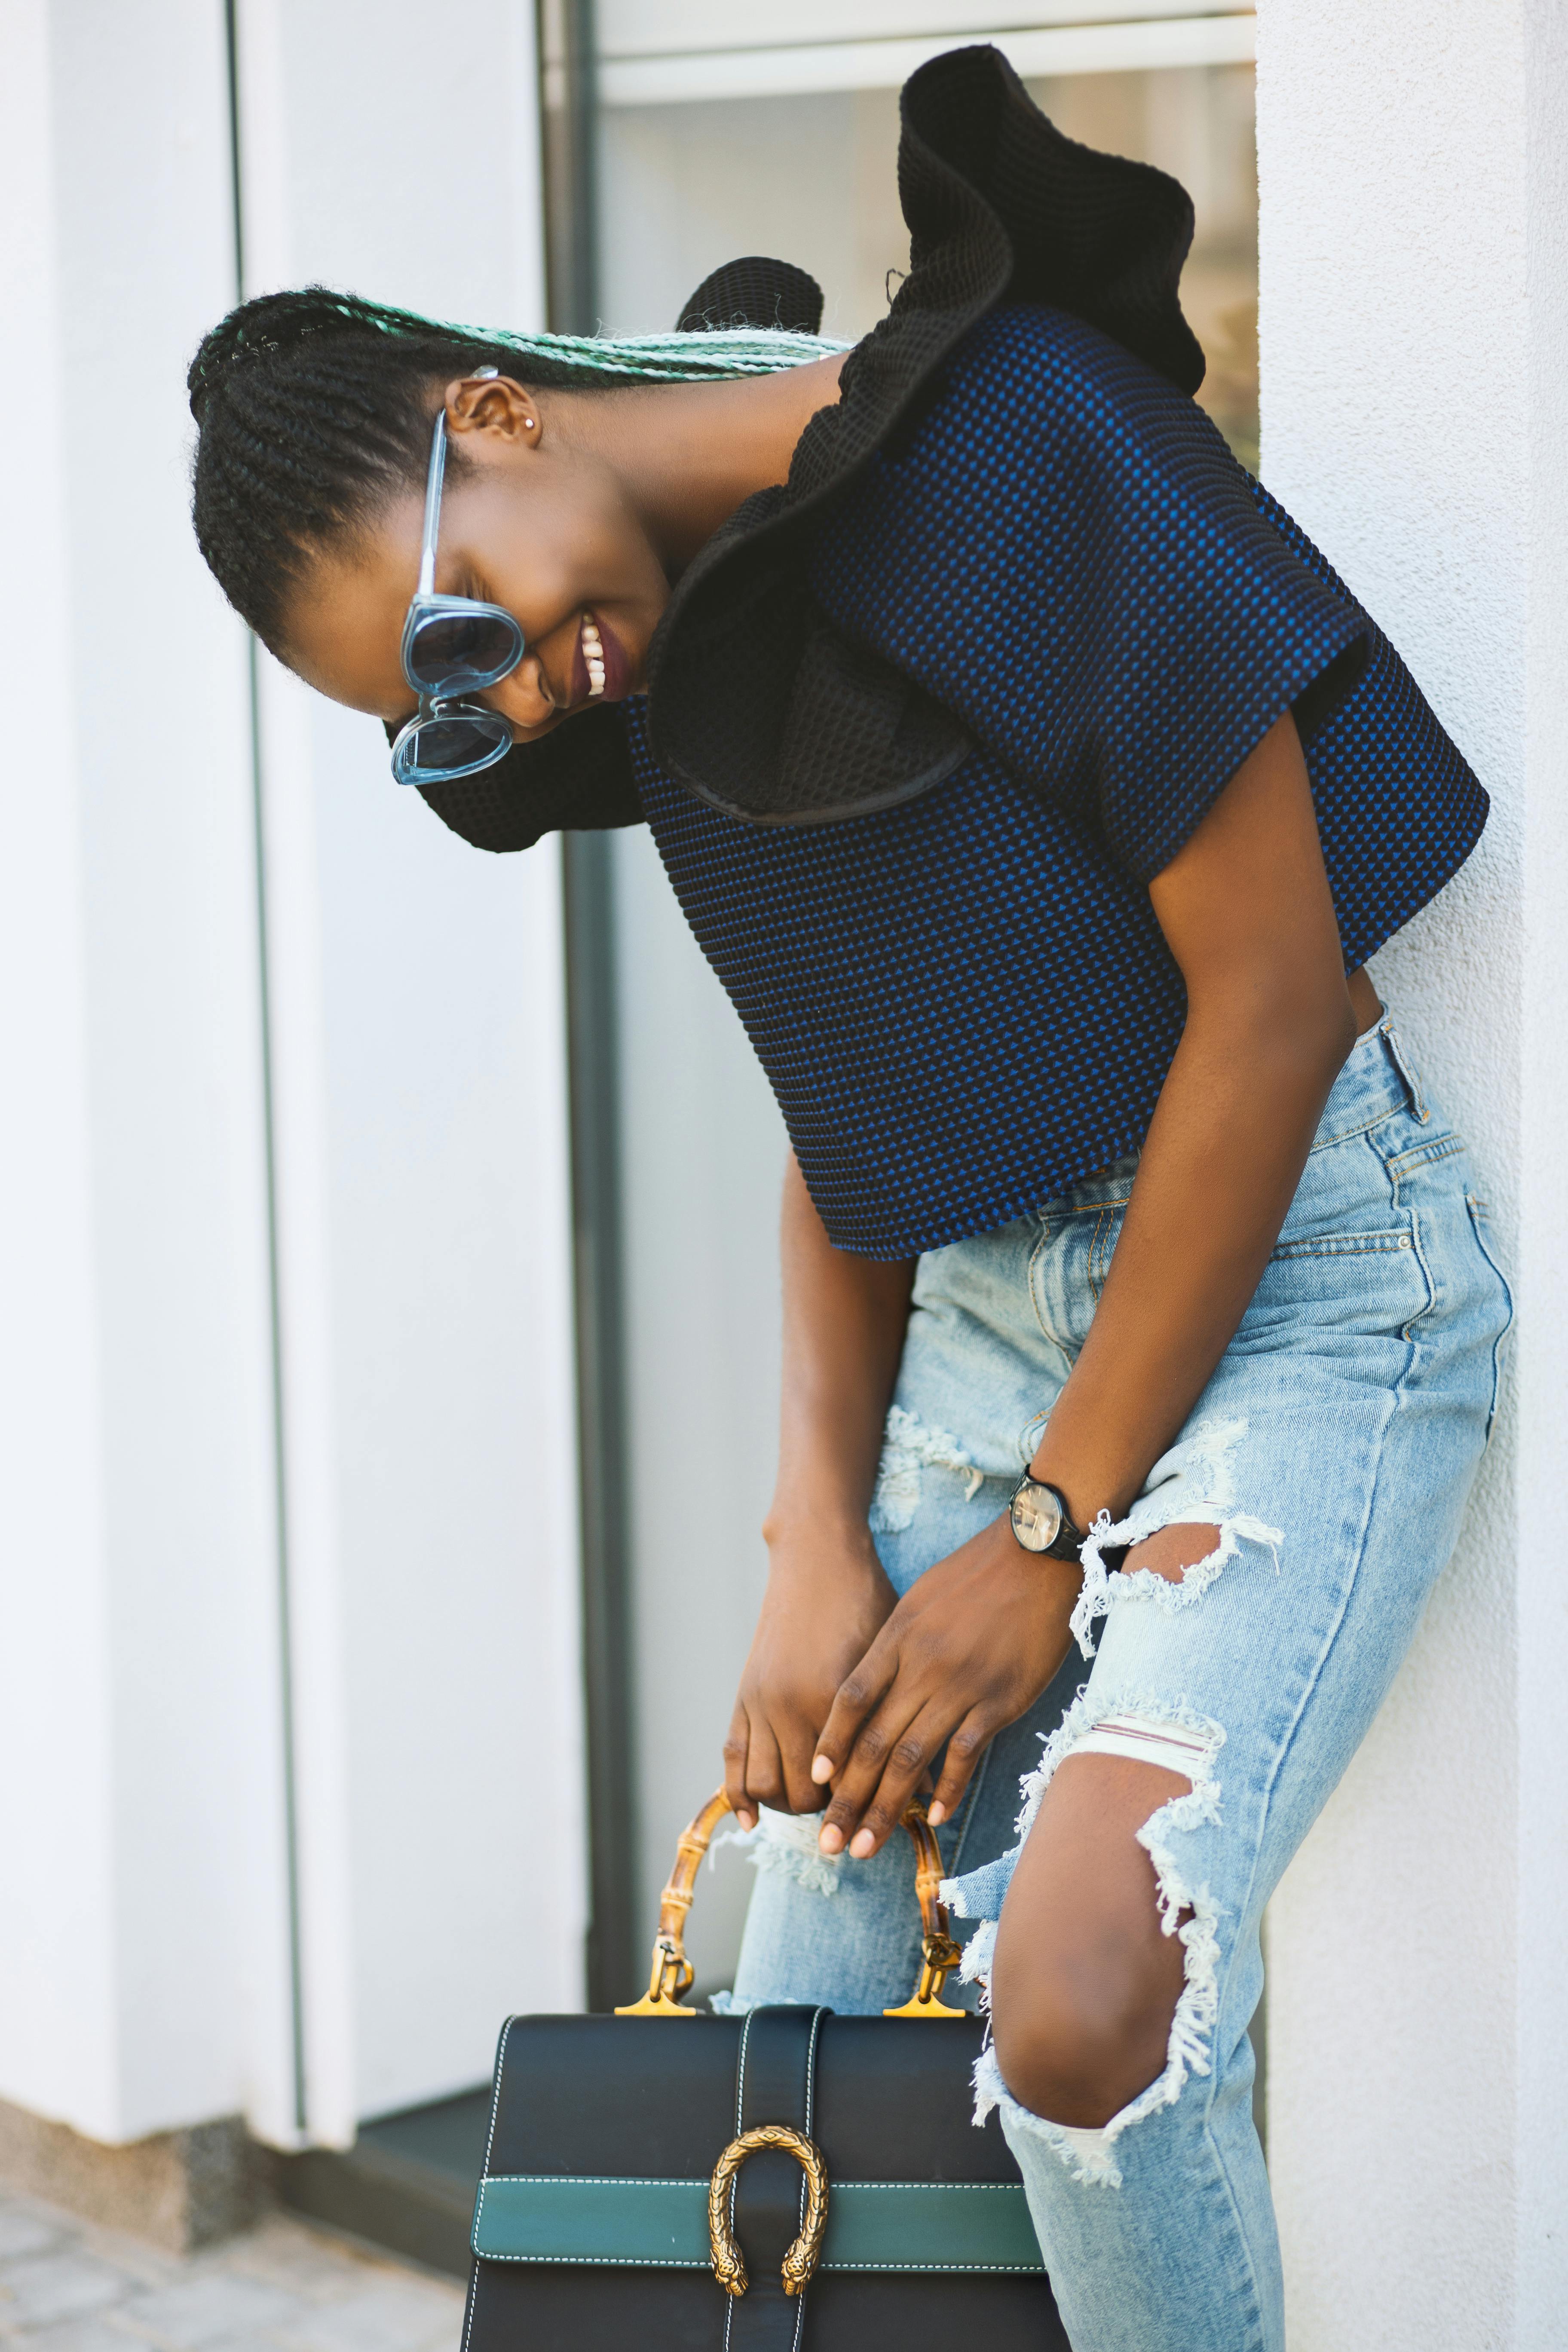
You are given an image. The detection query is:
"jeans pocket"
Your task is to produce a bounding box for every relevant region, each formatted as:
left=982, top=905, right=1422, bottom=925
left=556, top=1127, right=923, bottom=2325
left=1464, top=1193, right=1515, bottom=1441
left=1252, top=1220, right=1434, bottom=1341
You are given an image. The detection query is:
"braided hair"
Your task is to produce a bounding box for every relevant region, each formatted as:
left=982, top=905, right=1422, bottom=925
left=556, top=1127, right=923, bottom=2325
left=187, top=285, right=844, bottom=655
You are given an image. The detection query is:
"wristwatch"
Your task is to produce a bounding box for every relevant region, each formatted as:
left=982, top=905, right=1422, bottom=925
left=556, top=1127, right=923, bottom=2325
left=1008, top=1470, right=1087, bottom=1561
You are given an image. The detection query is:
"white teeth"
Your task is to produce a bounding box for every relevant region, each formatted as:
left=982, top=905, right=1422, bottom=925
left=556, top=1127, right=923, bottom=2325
left=583, top=615, right=606, bottom=696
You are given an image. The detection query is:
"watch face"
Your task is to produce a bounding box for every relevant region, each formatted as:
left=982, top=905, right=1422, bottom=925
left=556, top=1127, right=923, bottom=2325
left=1011, top=1476, right=1063, bottom=1554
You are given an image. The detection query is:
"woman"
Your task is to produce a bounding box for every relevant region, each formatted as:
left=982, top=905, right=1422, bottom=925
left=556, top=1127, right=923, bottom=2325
left=187, top=47, right=1508, bottom=2352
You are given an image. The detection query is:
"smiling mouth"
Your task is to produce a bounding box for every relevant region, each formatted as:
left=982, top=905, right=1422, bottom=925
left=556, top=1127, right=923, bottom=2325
left=582, top=612, right=605, bottom=698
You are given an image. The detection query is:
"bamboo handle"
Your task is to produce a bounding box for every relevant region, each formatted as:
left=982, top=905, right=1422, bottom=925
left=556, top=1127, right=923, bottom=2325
left=616, top=1788, right=964, bottom=2018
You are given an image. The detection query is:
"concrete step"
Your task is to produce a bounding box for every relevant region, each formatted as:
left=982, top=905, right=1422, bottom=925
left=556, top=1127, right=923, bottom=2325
left=276, top=2088, right=490, bottom=2279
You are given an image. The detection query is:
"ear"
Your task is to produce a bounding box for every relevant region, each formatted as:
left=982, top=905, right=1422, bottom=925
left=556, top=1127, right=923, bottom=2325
left=444, top=373, right=542, bottom=446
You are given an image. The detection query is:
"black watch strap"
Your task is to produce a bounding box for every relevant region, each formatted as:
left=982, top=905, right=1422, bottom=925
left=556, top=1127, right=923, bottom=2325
left=1009, top=1470, right=1087, bottom=1561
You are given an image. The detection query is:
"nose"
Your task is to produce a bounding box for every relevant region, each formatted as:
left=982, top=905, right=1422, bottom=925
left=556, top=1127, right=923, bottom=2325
left=486, top=652, right=556, bottom=733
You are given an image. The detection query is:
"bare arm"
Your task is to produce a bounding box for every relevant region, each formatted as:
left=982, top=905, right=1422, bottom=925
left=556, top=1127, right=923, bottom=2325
left=809, top=712, right=1366, bottom=1856
left=723, top=1158, right=915, bottom=1825
left=1028, top=708, right=1360, bottom=1520
left=770, top=1155, right=915, bottom=1537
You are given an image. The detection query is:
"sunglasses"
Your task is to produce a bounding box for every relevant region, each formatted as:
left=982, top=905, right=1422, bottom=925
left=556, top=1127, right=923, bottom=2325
left=389, top=406, right=524, bottom=786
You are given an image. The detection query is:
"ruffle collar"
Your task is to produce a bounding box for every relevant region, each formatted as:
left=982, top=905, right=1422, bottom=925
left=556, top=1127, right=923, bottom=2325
left=644, top=43, right=1206, bottom=825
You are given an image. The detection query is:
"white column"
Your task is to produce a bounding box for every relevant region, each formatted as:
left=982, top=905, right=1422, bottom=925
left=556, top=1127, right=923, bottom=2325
left=0, top=0, right=295, bottom=2143
left=1256, top=3, right=1568, bottom=2343
left=232, top=0, right=585, bottom=2144
left=0, top=0, right=585, bottom=2162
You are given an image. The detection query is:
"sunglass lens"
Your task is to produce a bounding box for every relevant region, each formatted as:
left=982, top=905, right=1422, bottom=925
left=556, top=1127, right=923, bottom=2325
left=406, top=610, right=521, bottom=691
left=402, top=711, right=511, bottom=777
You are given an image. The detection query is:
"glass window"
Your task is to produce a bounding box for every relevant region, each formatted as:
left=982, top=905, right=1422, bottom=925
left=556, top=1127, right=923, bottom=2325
left=598, top=63, right=1258, bottom=465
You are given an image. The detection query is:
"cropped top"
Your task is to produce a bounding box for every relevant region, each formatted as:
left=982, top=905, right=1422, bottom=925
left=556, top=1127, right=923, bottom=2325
left=416, top=49, right=1487, bottom=1258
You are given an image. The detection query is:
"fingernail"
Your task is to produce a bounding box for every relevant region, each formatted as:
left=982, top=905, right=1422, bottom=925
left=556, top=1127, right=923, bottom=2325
left=849, top=1829, right=876, bottom=1859
left=818, top=1825, right=843, bottom=1855
left=737, top=1810, right=756, bottom=1831
left=810, top=1755, right=833, bottom=1784
left=926, top=1801, right=946, bottom=1826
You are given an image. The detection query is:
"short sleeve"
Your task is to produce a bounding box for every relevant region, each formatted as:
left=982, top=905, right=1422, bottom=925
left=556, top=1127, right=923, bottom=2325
left=390, top=700, right=645, bottom=853
left=932, top=312, right=1371, bottom=883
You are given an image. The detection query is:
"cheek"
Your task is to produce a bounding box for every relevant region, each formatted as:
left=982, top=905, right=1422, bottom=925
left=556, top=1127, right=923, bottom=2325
left=502, top=486, right=664, bottom=627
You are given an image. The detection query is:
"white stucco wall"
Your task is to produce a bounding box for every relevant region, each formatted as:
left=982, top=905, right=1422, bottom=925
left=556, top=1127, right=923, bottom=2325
left=1257, top=3, right=1568, bottom=2342
left=0, top=0, right=291, bottom=2143
left=0, top=0, right=585, bottom=2153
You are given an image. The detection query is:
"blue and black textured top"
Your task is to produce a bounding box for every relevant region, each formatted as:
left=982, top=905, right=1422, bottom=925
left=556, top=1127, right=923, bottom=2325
left=419, top=48, right=1487, bottom=1259
left=625, top=303, right=1484, bottom=1254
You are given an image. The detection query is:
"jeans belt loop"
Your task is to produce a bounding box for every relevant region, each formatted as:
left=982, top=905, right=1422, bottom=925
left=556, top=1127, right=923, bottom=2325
left=1378, top=1016, right=1429, bottom=1124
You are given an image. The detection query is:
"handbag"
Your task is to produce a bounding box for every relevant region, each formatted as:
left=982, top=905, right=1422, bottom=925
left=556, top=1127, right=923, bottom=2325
left=461, top=1788, right=1070, bottom=2349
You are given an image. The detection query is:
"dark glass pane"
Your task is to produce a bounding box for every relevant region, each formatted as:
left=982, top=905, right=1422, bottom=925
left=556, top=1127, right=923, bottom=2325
left=407, top=712, right=510, bottom=772
left=406, top=612, right=521, bottom=691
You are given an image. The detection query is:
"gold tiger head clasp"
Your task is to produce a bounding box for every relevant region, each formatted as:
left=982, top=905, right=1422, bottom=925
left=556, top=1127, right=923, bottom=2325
left=707, top=2125, right=829, bottom=2298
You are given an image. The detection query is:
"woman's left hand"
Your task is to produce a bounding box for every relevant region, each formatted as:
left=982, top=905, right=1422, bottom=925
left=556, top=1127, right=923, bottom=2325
left=808, top=1514, right=1081, bottom=1858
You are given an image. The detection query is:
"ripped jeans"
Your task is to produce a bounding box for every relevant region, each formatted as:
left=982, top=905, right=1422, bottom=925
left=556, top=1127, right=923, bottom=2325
left=725, top=1016, right=1511, bottom=2352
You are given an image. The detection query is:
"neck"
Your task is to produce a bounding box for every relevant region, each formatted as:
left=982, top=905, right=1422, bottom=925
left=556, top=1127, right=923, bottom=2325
left=558, top=353, right=847, bottom=573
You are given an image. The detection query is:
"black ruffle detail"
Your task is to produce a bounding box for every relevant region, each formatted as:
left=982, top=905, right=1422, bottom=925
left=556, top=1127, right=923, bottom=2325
left=648, top=44, right=1204, bottom=825
left=423, top=44, right=1205, bottom=848
left=408, top=701, right=643, bottom=853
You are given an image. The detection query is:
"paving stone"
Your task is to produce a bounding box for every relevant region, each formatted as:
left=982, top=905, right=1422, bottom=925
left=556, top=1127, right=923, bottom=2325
left=9, top=2321, right=143, bottom=2351
left=0, top=2253, right=138, bottom=2330
left=115, top=2275, right=303, bottom=2349
left=0, top=2194, right=459, bottom=2352
left=202, top=2227, right=374, bottom=2301
left=6, top=2217, right=174, bottom=2300
left=0, top=2208, right=65, bottom=2265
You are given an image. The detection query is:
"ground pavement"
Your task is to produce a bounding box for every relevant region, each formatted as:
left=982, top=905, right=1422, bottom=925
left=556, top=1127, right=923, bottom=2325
left=0, top=2188, right=461, bottom=2352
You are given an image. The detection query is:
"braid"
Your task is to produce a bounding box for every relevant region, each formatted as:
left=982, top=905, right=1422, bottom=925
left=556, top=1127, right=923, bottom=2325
left=188, top=285, right=845, bottom=652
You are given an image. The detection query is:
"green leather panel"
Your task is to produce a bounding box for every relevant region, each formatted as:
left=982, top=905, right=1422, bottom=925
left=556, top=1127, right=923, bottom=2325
left=823, top=2181, right=1044, bottom=2272
left=472, top=2175, right=1044, bottom=2273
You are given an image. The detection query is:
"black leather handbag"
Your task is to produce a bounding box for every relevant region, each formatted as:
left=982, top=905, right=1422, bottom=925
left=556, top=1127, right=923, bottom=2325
left=461, top=1791, right=1069, bottom=2349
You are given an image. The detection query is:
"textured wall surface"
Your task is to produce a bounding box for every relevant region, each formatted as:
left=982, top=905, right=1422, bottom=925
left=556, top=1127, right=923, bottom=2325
left=1257, top=2, right=1568, bottom=2343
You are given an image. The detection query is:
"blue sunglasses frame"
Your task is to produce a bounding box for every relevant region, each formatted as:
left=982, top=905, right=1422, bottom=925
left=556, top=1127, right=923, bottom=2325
left=389, top=407, right=525, bottom=787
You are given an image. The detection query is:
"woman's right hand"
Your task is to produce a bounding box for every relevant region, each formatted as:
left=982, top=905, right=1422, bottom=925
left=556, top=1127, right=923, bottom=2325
left=724, top=1522, right=898, bottom=1825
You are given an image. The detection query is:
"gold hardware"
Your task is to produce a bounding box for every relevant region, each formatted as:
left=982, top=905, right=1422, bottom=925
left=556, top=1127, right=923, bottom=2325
left=613, top=1934, right=696, bottom=2018
left=882, top=1928, right=966, bottom=2018
left=707, top=2125, right=828, bottom=2298
left=616, top=1787, right=965, bottom=2019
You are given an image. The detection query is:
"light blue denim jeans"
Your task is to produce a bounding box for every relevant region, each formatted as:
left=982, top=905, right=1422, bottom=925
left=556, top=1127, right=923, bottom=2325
left=725, top=1016, right=1511, bottom=2352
